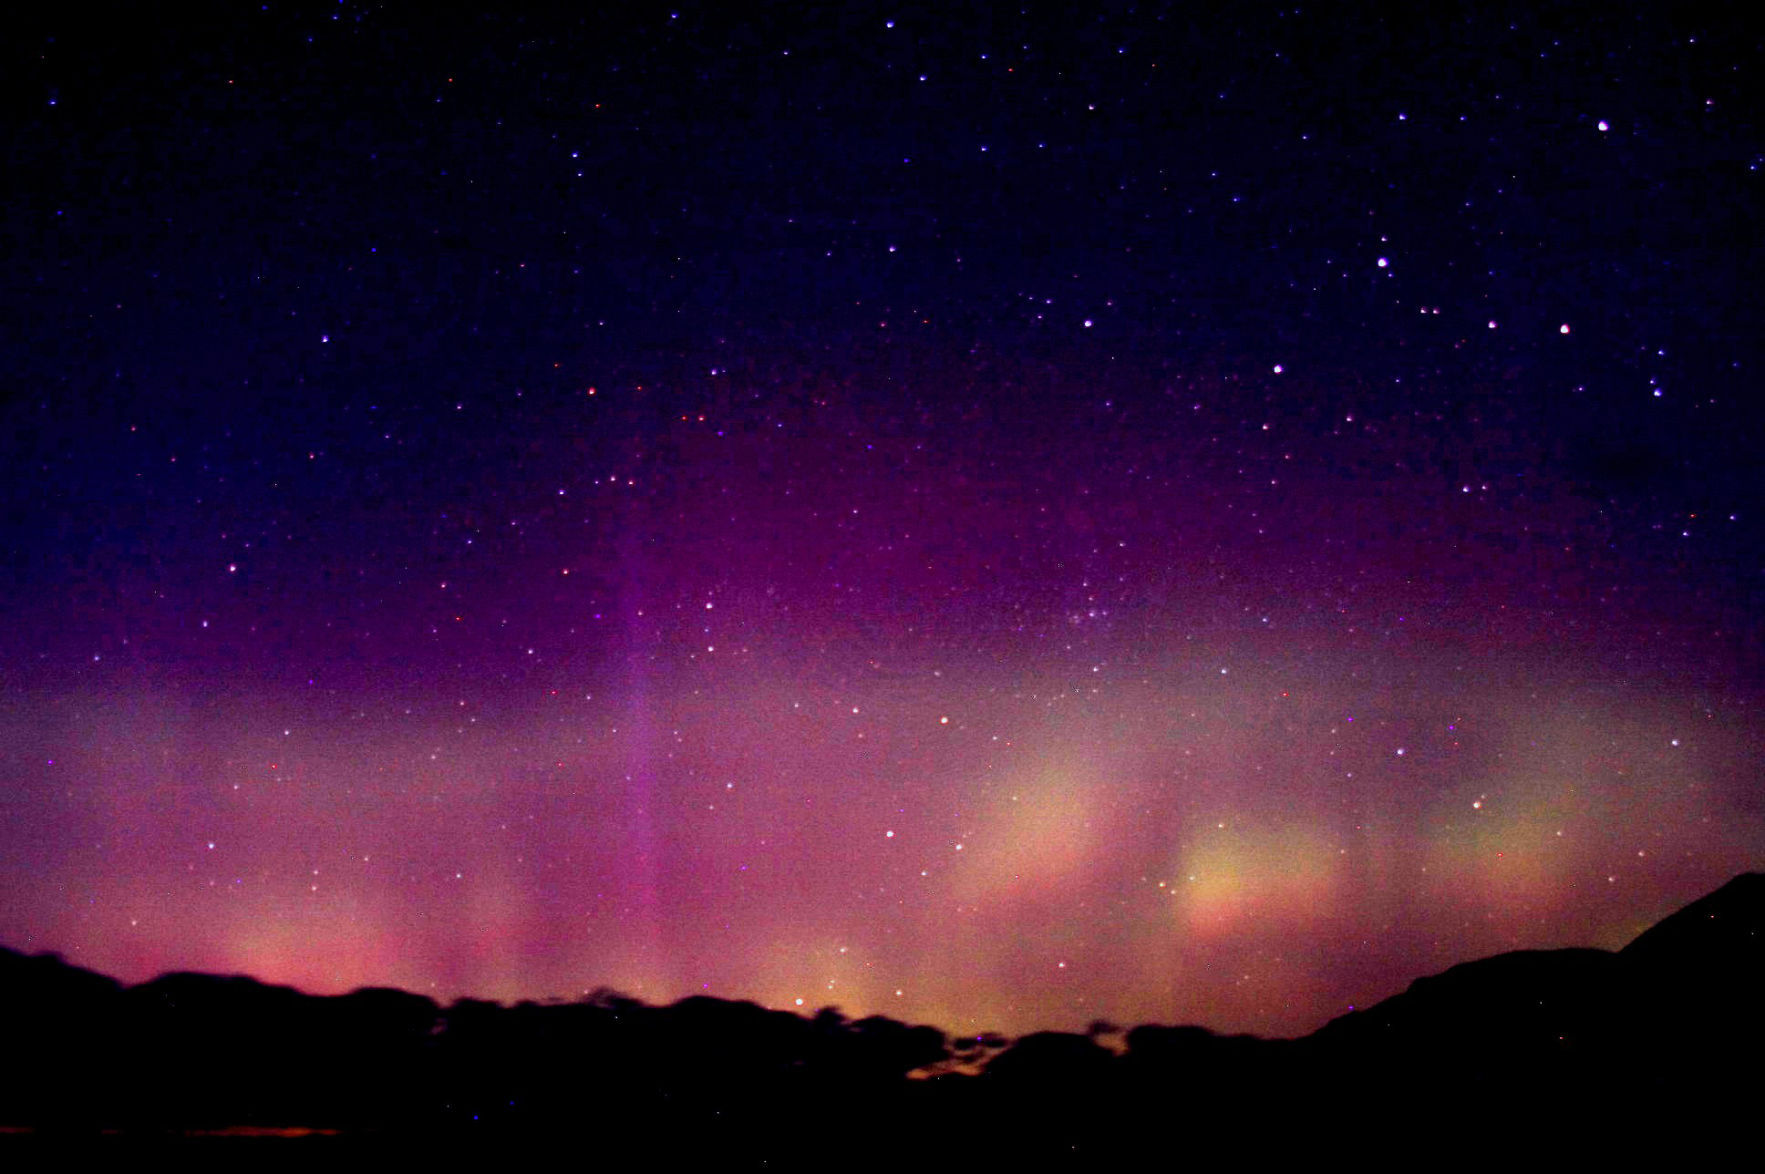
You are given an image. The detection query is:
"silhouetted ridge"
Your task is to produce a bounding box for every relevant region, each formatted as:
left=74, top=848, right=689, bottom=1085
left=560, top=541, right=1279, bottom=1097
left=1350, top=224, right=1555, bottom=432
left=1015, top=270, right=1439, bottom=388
left=1306, top=947, right=1622, bottom=1054
left=1616, top=871, right=1765, bottom=1064
left=1619, top=871, right=1765, bottom=967
left=3, top=874, right=1762, bottom=1163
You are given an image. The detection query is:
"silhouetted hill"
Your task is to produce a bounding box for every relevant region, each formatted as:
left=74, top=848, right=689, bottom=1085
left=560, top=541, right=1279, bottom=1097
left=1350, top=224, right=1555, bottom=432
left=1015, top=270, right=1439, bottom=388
left=1304, top=872, right=1764, bottom=1056
left=1305, top=946, right=1623, bottom=1060
left=3, top=873, right=1762, bottom=1165
left=1621, top=871, right=1765, bottom=980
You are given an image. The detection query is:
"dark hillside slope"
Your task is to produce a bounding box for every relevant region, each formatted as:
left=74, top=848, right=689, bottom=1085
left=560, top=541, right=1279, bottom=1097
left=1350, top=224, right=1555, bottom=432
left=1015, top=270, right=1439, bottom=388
left=2, top=874, right=1761, bottom=1163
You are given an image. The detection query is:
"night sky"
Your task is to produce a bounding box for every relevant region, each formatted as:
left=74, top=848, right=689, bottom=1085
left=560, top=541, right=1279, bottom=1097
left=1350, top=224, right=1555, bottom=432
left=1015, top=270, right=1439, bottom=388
left=3, top=2, right=1762, bottom=1040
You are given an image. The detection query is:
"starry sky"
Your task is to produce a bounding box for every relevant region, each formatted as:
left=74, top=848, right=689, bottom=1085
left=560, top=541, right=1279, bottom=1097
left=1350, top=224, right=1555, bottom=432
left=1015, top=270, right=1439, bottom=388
left=2, top=1, right=1762, bottom=1039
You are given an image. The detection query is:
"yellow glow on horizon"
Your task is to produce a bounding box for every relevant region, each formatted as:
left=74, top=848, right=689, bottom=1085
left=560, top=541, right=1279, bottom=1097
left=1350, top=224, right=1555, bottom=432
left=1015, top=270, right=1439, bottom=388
left=1170, top=820, right=1345, bottom=939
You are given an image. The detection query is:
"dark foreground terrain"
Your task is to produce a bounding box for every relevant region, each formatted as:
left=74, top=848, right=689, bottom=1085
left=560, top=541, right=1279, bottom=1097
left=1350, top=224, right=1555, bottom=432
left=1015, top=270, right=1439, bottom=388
left=4, top=874, right=1762, bottom=1168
